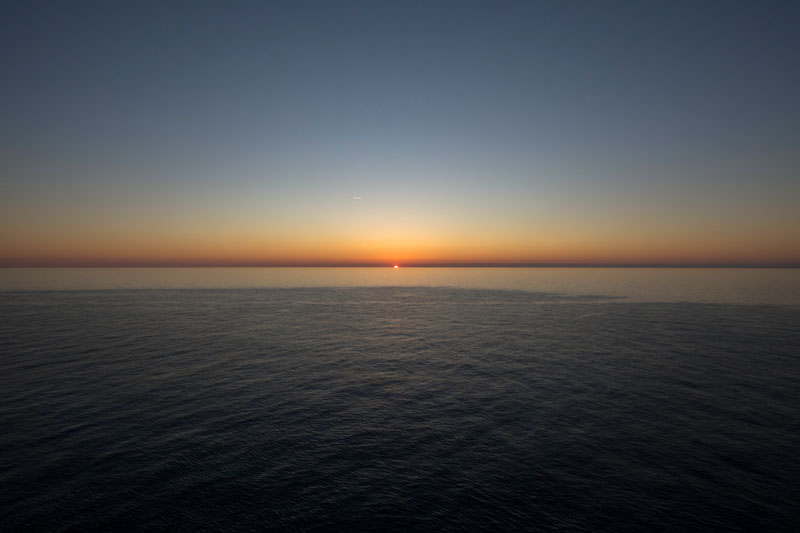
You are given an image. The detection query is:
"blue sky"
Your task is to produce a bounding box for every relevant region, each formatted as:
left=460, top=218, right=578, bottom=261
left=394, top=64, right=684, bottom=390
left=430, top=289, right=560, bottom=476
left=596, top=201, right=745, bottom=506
left=2, top=1, right=799, bottom=265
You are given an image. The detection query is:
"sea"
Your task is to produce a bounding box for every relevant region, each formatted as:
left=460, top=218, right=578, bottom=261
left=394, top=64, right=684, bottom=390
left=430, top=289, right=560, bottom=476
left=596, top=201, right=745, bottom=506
left=1, top=268, right=799, bottom=531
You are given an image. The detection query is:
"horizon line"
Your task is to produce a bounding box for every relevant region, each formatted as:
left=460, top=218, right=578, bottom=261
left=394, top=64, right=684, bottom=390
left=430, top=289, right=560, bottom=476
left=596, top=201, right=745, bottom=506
left=2, top=262, right=799, bottom=269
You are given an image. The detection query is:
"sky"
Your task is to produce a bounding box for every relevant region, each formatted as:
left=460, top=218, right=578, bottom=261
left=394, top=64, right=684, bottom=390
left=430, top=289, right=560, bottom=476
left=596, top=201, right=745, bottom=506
left=2, top=1, right=799, bottom=267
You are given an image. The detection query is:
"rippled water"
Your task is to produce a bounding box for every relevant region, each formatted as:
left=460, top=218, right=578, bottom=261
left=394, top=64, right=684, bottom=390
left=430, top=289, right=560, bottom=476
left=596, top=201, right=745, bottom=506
left=2, top=274, right=800, bottom=530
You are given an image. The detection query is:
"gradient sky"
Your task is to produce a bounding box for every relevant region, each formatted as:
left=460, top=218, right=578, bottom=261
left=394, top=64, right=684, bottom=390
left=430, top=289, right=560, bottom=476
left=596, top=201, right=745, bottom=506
left=2, top=1, right=799, bottom=266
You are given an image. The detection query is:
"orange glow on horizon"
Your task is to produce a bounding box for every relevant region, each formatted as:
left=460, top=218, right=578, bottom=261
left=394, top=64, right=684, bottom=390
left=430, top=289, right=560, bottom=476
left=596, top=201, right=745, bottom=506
left=1, top=213, right=799, bottom=267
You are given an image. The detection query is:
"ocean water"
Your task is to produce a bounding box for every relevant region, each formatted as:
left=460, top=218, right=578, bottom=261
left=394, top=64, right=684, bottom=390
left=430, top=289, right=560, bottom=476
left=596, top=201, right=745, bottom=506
left=1, top=269, right=799, bottom=531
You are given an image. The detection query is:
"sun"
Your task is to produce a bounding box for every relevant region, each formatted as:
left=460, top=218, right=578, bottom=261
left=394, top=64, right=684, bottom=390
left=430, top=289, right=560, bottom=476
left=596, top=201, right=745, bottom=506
left=393, top=265, right=399, bottom=269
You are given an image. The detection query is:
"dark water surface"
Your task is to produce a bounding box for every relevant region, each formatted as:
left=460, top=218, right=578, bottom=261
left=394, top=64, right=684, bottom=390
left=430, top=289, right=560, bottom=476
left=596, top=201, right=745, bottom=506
left=2, top=285, right=800, bottom=531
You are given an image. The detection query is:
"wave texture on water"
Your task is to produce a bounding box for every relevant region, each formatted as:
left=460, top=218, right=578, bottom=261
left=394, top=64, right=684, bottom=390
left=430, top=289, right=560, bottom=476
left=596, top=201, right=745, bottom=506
left=1, top=288, right=799, bottom=531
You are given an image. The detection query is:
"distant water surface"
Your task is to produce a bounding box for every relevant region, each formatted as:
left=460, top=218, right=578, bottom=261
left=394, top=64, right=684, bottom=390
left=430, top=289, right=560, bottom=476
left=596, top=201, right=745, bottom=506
left=1, top=267, right=799, bottom=304
left=1, top=270, right=799, bottom=530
